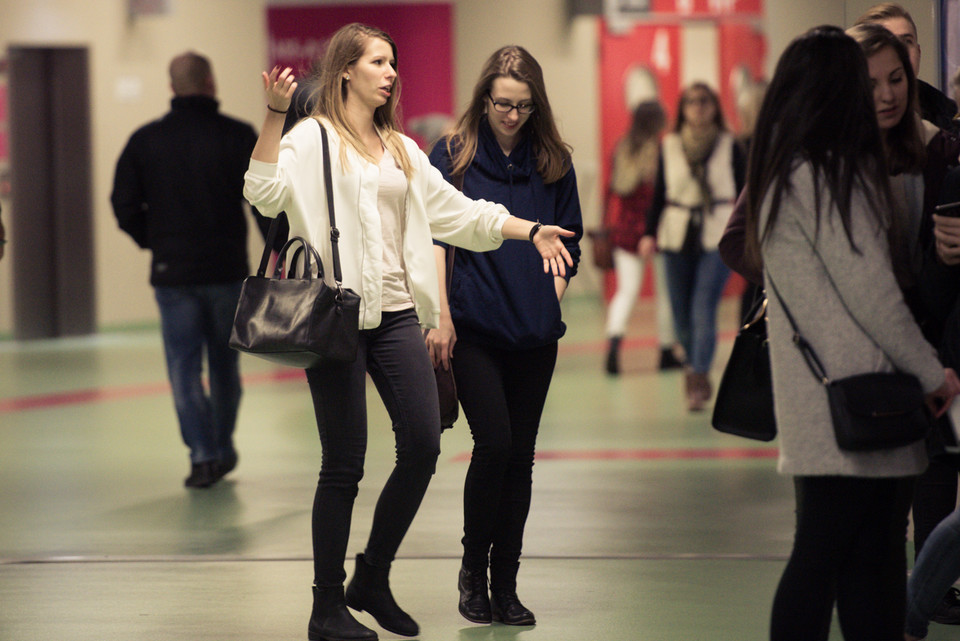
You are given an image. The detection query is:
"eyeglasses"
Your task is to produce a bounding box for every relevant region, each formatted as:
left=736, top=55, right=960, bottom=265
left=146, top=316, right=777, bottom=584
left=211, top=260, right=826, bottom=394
left=487, top=93, right=535, bottom=115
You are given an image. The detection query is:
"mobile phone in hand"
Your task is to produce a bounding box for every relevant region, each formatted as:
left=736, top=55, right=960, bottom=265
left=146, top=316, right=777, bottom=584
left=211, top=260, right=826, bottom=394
left=935, top=201, right=960, bottom=217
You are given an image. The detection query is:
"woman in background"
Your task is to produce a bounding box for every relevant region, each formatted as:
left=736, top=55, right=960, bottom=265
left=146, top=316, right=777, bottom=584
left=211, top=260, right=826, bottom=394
left=640, top=82, right=745, bottom=411
left=603, top=100, right=683, bottom=375
left=427, top=45, right=582, bottom=627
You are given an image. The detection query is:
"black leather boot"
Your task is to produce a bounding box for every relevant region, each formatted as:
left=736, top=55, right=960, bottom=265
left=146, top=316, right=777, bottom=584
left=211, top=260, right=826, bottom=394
left=308, top=585, right=378, bottom=641
left=345, top=553, right=419, bottom=637
left=490, top=589, right=536, bottom=626
left=457, top=565, right=492, bottom=624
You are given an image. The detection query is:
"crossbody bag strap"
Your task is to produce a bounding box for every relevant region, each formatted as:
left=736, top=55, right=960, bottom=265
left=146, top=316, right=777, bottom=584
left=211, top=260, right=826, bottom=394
left=766, top=270, right=831, bottom=385
left=318, top=122, right=345, bottom=286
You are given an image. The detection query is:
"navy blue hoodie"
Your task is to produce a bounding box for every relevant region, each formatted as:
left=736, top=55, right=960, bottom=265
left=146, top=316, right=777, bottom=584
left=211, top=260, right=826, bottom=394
left=429, top=119, right=583, bottom=350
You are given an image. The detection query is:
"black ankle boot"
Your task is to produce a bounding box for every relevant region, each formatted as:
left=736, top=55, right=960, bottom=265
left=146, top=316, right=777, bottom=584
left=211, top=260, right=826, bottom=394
left=458, top=565, right=491, bottom=624
left=344, top=553, right=418, bottom=637
left=308, top=585, right=378, bottom=641
left=605, top=336, right=622, bottom=375
left=490, top=589, right=536, bottom=626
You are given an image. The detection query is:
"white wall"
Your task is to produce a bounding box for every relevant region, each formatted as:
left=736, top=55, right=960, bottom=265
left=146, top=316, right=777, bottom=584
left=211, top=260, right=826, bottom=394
left=0, top=0, right=948, bottom=335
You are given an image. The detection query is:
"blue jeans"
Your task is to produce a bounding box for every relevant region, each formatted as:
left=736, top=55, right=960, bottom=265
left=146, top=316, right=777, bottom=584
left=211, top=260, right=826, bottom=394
left=305, top=309, right=441, bottom=586
left=154, top=283, right=242, bottom=464
left=661, top=250, right=730, bottom=374
left=906, top=505, right=960, bottom=638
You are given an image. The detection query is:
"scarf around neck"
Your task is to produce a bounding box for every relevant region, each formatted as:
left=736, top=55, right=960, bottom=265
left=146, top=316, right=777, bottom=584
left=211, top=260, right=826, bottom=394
left=679, top=123, right=720, bottom=209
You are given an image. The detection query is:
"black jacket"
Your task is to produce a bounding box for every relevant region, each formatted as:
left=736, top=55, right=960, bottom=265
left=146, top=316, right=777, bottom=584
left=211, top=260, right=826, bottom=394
left=111, top=95, right=259, bottom=286
left=920, top=79, right=959, bottom=134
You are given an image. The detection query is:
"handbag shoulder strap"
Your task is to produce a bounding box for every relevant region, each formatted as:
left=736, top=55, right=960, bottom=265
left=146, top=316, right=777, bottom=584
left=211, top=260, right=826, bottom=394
left=318, top=121, right=345, bottom=285
left=256, top=217, right=282, bottom=277
left=766, top=270, right=831, bottom=385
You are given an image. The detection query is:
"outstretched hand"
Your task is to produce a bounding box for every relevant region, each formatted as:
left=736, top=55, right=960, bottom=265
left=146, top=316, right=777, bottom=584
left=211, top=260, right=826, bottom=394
left=262, top=66, right=297, bottom=113
left=533, top=225, right=576, bottom=277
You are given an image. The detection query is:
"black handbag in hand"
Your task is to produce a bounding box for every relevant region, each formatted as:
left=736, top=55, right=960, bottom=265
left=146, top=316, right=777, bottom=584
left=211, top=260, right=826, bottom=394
left=229, top=124, right=361, bottom=368
left=711, top=294, right=777, bottom=441
left=767, top=272, right=932, bottom=452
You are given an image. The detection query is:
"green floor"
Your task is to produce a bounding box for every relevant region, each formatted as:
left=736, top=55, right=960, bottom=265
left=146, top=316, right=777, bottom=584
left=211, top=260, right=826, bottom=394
left=0, top=295, right=954, bottom=640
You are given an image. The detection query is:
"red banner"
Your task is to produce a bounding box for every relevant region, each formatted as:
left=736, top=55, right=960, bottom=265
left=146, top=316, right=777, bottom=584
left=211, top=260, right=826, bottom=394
left=266, top=4, right=453, bottom=147
left=650, top=0, right=762, bottom=16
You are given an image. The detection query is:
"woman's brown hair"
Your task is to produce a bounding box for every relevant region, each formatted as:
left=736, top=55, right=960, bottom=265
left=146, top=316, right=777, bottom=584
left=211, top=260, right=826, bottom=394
left=445, top=46, right=572, bottom=184
left=846, top=22, right=925, bottom=175
left=307, top=23, right=413, bottom=177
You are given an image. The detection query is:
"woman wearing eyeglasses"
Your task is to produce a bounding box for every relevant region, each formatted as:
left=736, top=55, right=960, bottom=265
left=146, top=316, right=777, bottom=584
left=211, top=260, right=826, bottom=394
left=427, top=45, right=582, bottom=627
left=639, top=82, right=745, bottom=411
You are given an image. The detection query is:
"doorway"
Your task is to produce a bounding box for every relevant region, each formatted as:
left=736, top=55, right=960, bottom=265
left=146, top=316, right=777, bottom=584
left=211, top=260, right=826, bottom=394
left=7, top=46, right=95, bottom=339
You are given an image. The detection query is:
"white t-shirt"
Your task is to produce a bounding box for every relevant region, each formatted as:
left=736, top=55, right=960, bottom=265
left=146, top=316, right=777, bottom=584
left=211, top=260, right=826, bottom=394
left=377, top=148, right=414, bottom=311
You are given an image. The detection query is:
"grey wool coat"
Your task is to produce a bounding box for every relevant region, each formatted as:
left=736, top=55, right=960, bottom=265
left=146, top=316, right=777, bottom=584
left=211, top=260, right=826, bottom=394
left=761, top=161, right=944, bottom=477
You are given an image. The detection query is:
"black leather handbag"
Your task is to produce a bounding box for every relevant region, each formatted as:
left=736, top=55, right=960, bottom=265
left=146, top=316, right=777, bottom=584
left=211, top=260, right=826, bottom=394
left=711, top=294, right=777, bottom=441
left=229, top=124, right=360, bottom=368
left=768, top=273, right=932, bottom=452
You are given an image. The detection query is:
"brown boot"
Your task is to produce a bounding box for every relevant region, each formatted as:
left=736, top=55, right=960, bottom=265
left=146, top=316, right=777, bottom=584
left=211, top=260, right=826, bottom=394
left=686, top=372, right=710, bottom=412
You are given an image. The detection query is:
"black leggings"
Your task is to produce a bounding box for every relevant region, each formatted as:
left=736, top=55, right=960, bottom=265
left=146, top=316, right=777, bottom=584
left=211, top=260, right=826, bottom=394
left=305, top=309, right=441, bottom=587
left=770, top=475, right=916, bottom=641
left=453, top=339, right=557, bottom=591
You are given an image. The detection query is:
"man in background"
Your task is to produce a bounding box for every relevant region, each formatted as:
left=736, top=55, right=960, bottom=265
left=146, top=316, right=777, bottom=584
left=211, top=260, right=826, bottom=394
left=111, top=52, right=258, bottom=489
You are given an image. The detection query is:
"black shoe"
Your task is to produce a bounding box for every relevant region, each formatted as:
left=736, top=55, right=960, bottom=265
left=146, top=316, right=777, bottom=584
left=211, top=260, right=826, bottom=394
left=215, top=451, right=238, bottom=481
left=605, top=336, right=621, bottom=376
left=490, top=590, right=535, bottom=626
left=658, top=346, right=684, bottom=370
left=345, top=554, right=418, bottom=637
left=184, top=461, right=218, bottom=489
left=931, top=587, right=960, bottom=624
left=309, top=585, right=378, bottom=641
left=458, top=565, right=492, bottom=624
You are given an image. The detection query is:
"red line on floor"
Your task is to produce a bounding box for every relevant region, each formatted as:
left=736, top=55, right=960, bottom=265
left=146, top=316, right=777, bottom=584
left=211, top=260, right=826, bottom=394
left=450, top=447, right=778, bottom=462
left=0, top=328, right=742, bottom=415
left=0, top=369, right=306, bottom=414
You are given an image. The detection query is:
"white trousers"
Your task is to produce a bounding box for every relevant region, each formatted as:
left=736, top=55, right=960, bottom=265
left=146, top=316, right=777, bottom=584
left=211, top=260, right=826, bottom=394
left=604, top=248, right=676, bottom=345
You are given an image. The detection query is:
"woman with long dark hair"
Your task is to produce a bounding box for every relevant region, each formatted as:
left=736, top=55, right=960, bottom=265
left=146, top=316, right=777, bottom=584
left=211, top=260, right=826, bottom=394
left=427, top=45, right=582, bottom=626
left=244, top=24, right=574, bottom=641
left=743, top=26, right=959, bottom=640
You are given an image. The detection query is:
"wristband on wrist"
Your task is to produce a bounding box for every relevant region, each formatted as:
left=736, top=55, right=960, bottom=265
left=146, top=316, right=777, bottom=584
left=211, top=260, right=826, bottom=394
left=528, top=222, right=542, bottom=243
left=267, top=105, right=288, bottom=114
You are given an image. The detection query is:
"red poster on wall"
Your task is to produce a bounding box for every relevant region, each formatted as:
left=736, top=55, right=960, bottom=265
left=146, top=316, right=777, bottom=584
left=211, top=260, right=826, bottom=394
left=266, top=4, right=453, bottom=148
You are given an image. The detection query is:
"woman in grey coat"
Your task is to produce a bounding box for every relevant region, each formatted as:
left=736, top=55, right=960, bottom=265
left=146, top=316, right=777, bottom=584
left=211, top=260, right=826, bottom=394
left=742, top=27, right=960, bottom=640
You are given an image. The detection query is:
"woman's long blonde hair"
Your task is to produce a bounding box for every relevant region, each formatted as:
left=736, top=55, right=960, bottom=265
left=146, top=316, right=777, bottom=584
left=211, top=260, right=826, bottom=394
left=307, top=23, right=413, bottom=177
left=445, top=46, right=572, bottom=184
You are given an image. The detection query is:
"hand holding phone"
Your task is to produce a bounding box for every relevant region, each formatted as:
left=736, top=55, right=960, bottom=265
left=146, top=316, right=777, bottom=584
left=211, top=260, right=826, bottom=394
left=933, top=203, right=960, bottom=265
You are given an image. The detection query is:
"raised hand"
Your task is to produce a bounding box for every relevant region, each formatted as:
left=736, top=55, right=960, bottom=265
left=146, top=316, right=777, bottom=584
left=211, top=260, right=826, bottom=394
left=262, top=66, right=297, bottom=113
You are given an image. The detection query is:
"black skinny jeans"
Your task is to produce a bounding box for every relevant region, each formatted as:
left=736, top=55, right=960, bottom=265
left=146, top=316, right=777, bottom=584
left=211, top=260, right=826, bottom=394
left=453, top=339, right=558, bottom=591
left=770, top=475, right=916, bottom=641
left=305, top=309, right=441, bottom=587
